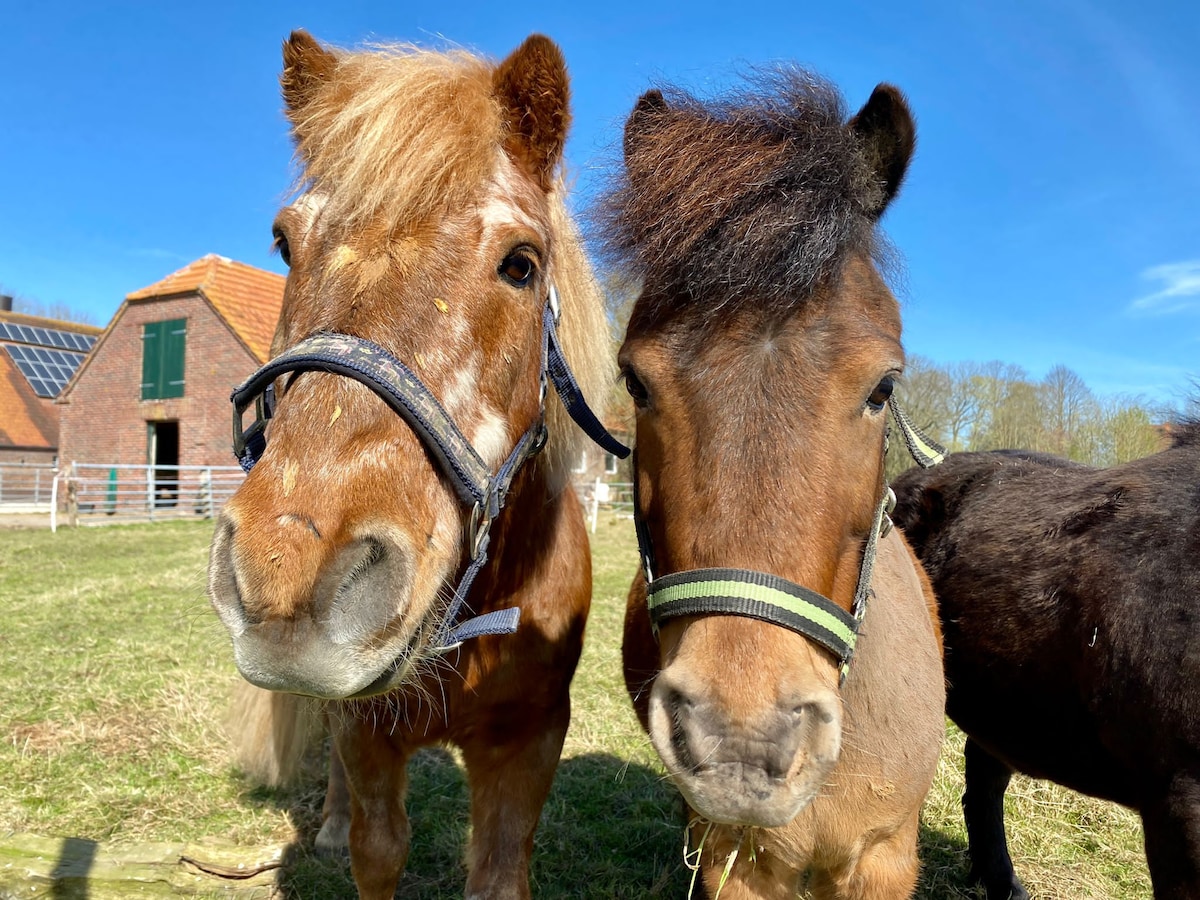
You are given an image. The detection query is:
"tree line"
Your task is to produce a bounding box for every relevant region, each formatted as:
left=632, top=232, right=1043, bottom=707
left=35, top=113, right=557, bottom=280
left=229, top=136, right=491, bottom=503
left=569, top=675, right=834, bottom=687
left=890, top=357, right=1179, bottom=478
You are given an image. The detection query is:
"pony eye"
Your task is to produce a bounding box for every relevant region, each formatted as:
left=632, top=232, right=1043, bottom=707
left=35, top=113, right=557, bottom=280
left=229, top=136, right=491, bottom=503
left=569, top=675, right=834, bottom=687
left=499, top=251, right=536, bottom=288
left=623, top=368, right=650, bottom=408
left=867, top=376, right=894, bottom=411
left=272, top=227, right=292, bottom=268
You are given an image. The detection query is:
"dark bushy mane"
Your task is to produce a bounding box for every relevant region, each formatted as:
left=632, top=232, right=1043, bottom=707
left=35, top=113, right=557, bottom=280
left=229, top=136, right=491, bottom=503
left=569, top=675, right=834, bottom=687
left=599, top=68, right=884, bottom=318
left=1170, top=417, right=1200, bottom=448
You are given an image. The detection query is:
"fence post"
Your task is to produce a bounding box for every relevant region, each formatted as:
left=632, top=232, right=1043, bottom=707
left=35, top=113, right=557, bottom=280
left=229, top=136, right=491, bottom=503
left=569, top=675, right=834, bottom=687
left=34, top=467, right=41, bottom=504
left=590, top=476, right=601, bottom=533
left=203, top=467, right=214, bottom=519
left=68, top=462, right=78, bottom=528
left=50, top=474, right=58, bottom=533
left=146, top=465, right=155, bottom=522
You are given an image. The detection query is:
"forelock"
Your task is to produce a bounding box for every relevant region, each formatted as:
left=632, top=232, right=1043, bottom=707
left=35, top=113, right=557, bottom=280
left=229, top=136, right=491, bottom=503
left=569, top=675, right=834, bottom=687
left=599, top=68, right=886, bottom=322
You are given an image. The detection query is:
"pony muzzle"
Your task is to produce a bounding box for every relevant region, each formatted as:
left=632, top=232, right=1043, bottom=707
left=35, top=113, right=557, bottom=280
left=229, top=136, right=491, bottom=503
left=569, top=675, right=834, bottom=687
left=207, top=516, right=432, bottom=699
left=647, top=660, right=843, bottom=828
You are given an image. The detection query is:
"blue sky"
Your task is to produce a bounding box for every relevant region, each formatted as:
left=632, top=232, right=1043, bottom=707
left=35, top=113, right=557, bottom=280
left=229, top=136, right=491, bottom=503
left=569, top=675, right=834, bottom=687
left=2, top=1, right=1196, bottom=408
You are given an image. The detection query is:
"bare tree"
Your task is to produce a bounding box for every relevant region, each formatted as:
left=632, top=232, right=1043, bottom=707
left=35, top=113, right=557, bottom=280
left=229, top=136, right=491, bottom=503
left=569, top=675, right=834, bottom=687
left=1039, top=365, right=1095, bottom=457
left=4, top=286, right=100, bottom=326
left=1106, top=402, right=1166, bottom=464
left=943, top=361, right=984, bottom=452
left=1186, top=376, right=1200, bottom=420
left=967, top=362, right=1034, bottom=451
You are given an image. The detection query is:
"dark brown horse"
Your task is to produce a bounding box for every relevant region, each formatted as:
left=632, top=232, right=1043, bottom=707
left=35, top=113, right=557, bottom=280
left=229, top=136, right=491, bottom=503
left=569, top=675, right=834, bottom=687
left=605, top=72, right=946, bottom=898
left=207, top=32, right=616, bottom=899
left=893, top=427, right=1200, bottom=900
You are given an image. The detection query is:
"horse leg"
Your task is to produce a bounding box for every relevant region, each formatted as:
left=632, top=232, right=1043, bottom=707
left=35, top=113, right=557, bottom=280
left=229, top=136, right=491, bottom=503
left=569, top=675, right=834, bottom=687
left=1141, top=774, right=1200, bottom=899
left=332, top=715, right=411, bottom=900
left=963, top=737, right=1029, bottom=900
left=458, top=704, right=570, bottom=899
left=314, top=741, right=351, bottom=853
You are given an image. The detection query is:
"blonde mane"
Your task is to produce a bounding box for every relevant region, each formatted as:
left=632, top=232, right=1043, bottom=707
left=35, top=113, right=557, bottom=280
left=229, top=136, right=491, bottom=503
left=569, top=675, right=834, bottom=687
left=542, top=185, right=613, bottom=489
left=288, top=45, right=501, bottom=233
left=288, top=40, right=614, bottom=488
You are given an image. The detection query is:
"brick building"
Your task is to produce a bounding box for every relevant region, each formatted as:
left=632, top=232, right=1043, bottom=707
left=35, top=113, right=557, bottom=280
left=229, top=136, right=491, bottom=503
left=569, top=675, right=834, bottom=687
left=0, top=301, right=102, bottom=466
left=57, top=255, right=284, bottom=472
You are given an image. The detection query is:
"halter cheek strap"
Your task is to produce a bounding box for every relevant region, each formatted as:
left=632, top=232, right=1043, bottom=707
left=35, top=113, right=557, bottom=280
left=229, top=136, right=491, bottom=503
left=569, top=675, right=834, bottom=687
left=638, top=398, right=944, bottom=683
left=230, top=286, right=630, bottom=651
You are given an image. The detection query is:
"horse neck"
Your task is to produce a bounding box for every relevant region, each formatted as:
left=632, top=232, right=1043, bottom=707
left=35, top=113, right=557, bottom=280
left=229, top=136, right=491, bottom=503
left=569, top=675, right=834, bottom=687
left=466, top=461, right=585, bottom=611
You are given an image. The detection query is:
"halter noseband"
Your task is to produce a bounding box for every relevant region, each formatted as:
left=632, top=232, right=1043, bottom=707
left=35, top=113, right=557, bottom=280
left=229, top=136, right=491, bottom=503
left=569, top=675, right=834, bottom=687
left=230, top=286, right=629, bottom=651
left=636, top=399, right=944, bottom=683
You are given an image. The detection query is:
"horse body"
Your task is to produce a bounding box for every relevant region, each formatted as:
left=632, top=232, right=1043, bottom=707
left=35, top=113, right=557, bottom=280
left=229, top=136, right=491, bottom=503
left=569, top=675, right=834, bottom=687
left=207, top=31, right=610, bottom=899
left=892, top=435, right=1200, bottom=899
left=607, top=73, right=944, bottom=898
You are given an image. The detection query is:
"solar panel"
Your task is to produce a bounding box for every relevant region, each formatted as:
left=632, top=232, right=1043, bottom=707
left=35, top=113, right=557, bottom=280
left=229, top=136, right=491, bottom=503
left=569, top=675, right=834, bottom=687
left=3, top=344, right=87, bottom=398
left=0, top=320, right=97, bottom=351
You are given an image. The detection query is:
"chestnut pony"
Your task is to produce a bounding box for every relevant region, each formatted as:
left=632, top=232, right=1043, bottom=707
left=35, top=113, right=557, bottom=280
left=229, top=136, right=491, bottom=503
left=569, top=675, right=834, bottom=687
left=206, top=32, right=616, bottom=899
left=606, top=73, right=946, bottom=898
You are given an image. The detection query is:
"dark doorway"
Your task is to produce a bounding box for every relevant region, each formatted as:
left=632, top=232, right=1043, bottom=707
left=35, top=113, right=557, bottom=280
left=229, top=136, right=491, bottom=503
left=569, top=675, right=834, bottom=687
left=147, top=421, right=180, bottom=507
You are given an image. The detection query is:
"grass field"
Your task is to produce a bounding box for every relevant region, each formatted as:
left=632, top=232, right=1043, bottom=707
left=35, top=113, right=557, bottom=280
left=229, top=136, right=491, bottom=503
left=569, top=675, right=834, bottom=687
left=0, top=516, right=1151, bottom=898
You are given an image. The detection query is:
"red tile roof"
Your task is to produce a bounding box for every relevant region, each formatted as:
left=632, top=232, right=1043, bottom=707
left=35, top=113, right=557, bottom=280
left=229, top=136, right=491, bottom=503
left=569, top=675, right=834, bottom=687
left=127, top=254, right=285, bottom=362
left=0, top=311, right=101, bottom=451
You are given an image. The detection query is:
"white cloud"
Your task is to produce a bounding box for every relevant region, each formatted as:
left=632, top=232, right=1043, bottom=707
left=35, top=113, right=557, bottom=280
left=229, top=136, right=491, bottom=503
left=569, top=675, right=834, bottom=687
left=1129, top=260, right=1200, bottom=315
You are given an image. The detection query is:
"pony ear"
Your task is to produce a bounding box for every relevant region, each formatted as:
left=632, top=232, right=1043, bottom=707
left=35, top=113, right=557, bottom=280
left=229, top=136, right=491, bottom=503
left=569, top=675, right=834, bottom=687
left=848, top=84, right=916, bottom=219
left=623, top=90, right=669, bottom=161
left=280, top=30, right=338, bottom=123
left=492, top=35, right=570, bottom=192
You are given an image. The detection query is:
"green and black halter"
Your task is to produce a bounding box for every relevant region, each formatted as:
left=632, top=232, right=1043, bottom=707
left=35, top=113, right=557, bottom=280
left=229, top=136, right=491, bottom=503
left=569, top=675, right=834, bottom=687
left=636, top=399, right=944, bottom=683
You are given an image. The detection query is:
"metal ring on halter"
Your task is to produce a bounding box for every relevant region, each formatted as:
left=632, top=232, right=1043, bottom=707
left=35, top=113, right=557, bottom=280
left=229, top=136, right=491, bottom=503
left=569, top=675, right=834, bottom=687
left=466, top=501, right=492, bottom=560
left=880, top=486, right=897, bottom=538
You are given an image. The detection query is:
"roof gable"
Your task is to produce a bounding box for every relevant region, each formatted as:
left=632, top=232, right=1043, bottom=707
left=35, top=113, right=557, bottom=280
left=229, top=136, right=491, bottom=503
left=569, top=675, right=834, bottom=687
left=126, top=255, right=285, bottom=362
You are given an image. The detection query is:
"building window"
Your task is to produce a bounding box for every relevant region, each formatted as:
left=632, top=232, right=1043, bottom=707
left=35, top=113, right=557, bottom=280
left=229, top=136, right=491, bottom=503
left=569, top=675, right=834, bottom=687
left=572, top=450, right=588, bottom=474
left=141, top=318, right=186, bottom=399
left=604, top=452, right=619, bottom=475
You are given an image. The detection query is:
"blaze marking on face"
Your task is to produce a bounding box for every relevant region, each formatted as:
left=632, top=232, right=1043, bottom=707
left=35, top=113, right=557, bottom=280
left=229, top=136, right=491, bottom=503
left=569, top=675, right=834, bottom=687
left=477, top=153, right=538, bottom=238
left=470, top=409, right=513, bottom=471
left=441, top=360, right=480, bottom=420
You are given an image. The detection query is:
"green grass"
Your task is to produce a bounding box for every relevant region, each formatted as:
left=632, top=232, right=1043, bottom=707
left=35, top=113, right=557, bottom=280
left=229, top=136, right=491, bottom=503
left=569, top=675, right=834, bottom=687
left=0, top=518, right=1151, bottom=897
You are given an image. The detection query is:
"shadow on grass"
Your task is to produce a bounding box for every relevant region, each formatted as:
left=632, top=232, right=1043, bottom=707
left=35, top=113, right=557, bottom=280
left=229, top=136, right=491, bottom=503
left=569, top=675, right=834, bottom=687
left=916, top=819, right=979, bottom=899
left=242, top=746, right=690, bottom=899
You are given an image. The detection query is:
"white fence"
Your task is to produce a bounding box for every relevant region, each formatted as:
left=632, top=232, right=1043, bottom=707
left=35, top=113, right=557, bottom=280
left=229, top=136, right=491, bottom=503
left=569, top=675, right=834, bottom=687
left=5, top=464, right=627, bottom=531
left=0, top=463, right=57, bottom=511
left=57, top=463, right=246, bottom=528
left=574, top=478, right=634, bottom=532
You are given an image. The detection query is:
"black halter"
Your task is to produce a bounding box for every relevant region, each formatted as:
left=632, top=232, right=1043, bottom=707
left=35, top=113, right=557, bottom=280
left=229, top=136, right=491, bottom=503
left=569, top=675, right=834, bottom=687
left=634, top=399, right=943, bottom=683
left=230, top=286, right=629, bottom=650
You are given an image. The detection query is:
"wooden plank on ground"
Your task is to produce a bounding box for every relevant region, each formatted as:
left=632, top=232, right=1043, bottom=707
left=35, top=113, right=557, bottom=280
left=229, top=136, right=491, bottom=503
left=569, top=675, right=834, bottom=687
left=0, top=833, right=286, bottom=898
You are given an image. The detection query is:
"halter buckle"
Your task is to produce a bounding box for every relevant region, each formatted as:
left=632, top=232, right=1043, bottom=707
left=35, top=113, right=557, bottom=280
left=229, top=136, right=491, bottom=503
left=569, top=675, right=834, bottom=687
left=880, top=486, right=896, bottom=538
left=466, top=501, right=493, bottom=561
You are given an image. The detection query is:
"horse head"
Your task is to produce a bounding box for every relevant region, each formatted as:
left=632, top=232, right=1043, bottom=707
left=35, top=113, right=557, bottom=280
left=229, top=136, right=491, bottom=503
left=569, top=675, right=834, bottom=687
left=612, top=74, right=919, bottom=827
left=208, top=32, right=606, bottom=700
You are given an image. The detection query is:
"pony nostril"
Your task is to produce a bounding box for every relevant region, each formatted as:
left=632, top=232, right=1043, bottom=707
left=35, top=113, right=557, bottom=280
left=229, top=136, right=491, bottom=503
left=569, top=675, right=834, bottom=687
left=207, top=517, right=251, bottom=631
left=666, top=688, right=695, bottom=716
left=323, top=535, right=413, bottom=645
